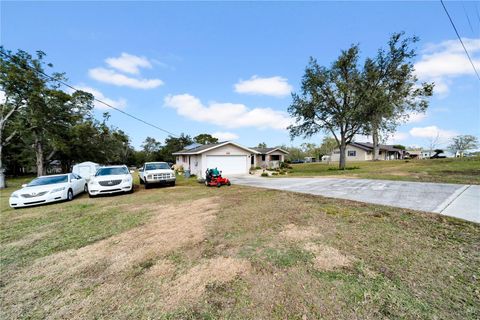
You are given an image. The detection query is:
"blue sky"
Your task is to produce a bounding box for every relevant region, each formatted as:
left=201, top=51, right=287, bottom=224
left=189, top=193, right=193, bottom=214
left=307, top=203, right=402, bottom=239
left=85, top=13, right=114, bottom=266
left=2, top=1, right=479, bottom=150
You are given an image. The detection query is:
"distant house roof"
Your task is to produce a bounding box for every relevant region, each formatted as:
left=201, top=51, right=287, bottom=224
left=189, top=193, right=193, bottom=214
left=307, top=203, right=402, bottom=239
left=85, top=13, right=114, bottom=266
left=173, top=141, right=260, bottom=155
left=251, top=147, right=289, bottom=155
left=349, top=142, right=403, bottom=153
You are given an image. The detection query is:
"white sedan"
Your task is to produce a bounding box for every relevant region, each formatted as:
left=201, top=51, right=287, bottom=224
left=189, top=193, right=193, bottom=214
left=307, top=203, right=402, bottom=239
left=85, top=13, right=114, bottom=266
left=9, top=173, right=87, bottom=208
left=88, top=165, right=133, bottom=197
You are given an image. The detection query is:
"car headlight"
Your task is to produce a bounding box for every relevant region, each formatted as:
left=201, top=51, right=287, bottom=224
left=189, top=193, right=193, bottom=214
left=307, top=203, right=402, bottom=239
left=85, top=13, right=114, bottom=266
left=123, top=176, right=132, bottom=183
left=50, top=187, right=66, bottom=193
left=11, top=193, right=18, bottom=198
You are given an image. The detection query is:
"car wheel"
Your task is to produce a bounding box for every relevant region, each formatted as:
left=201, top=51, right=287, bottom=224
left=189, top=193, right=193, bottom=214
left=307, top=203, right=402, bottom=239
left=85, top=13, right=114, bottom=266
left=217, top=183, right=221, bottom=188
left=84, top=184, right=88, bottom=193
left=170, top=181, right=175, bottom=187
left=67, top=189, right=74, bottom=201
left=145, top=183, right=150, bottom=189
left=128, top=185, right=134, bottom=194
left=227, top=181, right=231, bottom=186
left=139, top=178, right=144, bottom=185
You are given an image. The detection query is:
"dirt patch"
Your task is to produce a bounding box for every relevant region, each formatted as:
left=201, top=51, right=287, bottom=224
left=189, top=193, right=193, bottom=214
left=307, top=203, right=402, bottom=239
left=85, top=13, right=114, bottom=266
left=1, top=197, right=220, bottom=319
left=304, top=243, right=352, bottom=271
left=163, top=257, right=251, bottom=310
left=279, top=223, right=320, bottom=242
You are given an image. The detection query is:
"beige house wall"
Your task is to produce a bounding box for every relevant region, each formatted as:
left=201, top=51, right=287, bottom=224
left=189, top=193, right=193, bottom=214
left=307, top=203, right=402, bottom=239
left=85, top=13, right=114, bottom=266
left=255, top=151, right=286, bottom=167
left=330, top=146, right=371, bottom=162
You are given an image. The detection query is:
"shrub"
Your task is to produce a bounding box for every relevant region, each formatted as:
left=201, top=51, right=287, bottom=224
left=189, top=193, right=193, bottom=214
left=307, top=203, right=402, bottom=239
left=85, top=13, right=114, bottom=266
left=271, top=172, right=278, bottom=176
left=261, top=173, right=269, bottom=177
left=255, top=166, right=261, bottom=170
left=280, top=162, right=292, bottom=169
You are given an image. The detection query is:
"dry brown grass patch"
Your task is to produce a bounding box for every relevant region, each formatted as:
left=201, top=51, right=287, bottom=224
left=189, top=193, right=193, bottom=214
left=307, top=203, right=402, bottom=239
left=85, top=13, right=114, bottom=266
left=163, top=257, right=251, bottom=310
left=1, top=197, right=220, bottom=319
left=304, top=242, right=352, bottom=271
left=279, top=223, right=320, bottom=242
left=2, top=230, right=52, bottom=248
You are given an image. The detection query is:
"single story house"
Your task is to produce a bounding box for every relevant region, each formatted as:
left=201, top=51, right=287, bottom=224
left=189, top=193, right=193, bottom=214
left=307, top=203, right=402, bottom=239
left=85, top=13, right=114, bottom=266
left=329, top=142, right=404, bottom=161
left=173, top=141, right=260, bottom=178
left=250, top=147, right=289, bottom=168
left=405, top=150, right=423, bottom=159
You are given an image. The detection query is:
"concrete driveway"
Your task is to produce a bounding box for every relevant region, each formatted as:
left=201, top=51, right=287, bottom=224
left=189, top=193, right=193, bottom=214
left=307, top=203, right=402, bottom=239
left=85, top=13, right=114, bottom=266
left=230, top=176, right=480, bottom=223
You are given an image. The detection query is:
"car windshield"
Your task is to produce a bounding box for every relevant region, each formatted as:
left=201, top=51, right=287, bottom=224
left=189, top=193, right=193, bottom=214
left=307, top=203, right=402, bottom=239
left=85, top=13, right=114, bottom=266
left=95, top=167, right=129, bottom=176
left=145, top=163, right=170, bottom=170
left=27, top=175, right=68, bottom=186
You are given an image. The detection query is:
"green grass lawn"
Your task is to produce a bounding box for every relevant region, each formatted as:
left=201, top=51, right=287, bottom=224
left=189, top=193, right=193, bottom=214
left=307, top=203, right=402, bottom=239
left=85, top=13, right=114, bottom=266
left=1, top=175, right=479, bottom=319
left=283, top=157, right=480, bottom=184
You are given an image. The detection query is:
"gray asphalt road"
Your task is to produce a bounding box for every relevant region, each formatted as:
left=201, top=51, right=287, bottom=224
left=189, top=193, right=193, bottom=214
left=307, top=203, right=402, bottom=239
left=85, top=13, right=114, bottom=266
left=230, top=176, right=480, bottom=223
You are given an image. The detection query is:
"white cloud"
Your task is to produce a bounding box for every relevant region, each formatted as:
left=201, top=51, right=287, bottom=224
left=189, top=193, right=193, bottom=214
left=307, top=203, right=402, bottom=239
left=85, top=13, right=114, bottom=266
left=0, top=90, right=5, bottom=104
left=105, top=53, right=152, bottom=74
left=74, top=86, right=127, bottom=110
left=164, top=94, right=292, bottom=130
left=89, top=68, right=164, bottom=89
left=212, top=131, right=239, bottom=141
left=409, top=125, right=457, bottom=139
left=406, top=112, right=427, bottom=123
left=234, top=75, right=293, bottom=97
left=414, top=38, right=480, bottom=96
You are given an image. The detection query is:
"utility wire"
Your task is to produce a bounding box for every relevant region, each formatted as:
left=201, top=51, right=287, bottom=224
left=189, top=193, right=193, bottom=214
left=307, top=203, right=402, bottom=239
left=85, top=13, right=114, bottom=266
left=461, top=1, right=475, bottom=34
left=0, top=50, right=179, bottom=137
left=440, top=0, right=480, bottom=81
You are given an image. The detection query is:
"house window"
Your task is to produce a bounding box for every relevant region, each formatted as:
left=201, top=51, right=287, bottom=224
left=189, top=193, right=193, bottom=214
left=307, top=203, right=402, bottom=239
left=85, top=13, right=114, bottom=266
left=270, top=155, right=280, bottom=161
left=348, top=150, right=356, bottom=157
left=261, top=155, right=266, bottom=161
left=334, top=151, right=340, bottom=154
left=182, top=156, right=187, bottom=162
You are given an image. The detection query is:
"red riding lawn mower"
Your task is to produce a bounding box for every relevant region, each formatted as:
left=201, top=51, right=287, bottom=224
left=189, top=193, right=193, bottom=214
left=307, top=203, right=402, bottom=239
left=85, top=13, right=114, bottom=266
left=205, top=168, right=231, bottom=187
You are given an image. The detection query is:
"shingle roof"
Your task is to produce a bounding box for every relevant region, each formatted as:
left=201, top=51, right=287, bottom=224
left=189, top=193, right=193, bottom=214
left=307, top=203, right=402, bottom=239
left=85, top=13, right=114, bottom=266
left=351, top=142, right=403, bottom=153
left=251, top=147, right=289, bottom=154
left=173, top=142, right=226, bottom=154
left=173, top=141, right=260, bottom=155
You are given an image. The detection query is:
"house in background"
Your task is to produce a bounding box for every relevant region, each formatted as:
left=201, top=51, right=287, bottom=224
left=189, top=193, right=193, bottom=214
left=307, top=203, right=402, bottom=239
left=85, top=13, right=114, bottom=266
left=405, top=150, right=423, bottom=159
left=173, top=141, right=259, bottom=178
left=251, top=147, right=289, bottom=169
left=329, top=142, right=404, bottom=161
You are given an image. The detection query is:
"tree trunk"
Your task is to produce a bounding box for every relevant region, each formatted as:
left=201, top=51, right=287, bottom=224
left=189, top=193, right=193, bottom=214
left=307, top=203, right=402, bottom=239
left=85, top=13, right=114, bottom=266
left=34, top=135, right=45, bottom=176
left=372, top=121, right=380, bottom=161
left=339, top=139, right=347, bottom=170
left=0, top=144, right=5, bottom=189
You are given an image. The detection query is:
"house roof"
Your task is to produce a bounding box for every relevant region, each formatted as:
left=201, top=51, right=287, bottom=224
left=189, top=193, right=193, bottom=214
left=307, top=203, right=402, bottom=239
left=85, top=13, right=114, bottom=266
left=172, top=141, right=260, bottom=155
left=350, top=142, right=403, bottom=153
left=251, top=147, right=289, bottom=155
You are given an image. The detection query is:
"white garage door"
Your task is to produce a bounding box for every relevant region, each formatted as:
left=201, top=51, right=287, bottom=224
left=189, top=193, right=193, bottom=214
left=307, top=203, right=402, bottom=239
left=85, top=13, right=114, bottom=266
left=206, top=155, right=248, bottom=175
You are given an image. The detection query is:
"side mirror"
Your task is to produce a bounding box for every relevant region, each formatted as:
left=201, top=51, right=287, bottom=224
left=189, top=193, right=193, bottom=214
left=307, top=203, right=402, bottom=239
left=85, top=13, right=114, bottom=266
left=139, top=168, right=144, bottom=172
left=22, top=184, right=27, bottom=188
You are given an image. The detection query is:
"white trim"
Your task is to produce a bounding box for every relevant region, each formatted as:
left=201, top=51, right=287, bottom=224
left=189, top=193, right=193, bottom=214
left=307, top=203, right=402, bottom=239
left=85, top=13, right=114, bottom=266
left=265, top=148, right=289, bottom=155
left=173, top=141, right=260, bottom=155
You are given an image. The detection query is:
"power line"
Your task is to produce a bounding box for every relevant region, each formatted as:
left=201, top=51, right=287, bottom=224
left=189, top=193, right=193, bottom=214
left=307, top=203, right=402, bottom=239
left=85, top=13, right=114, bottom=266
left=0, top=50, right=179, bottom=137
left=440, top=0, right=480, bottom=81
left=461, top=1, right=475, bottom=34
